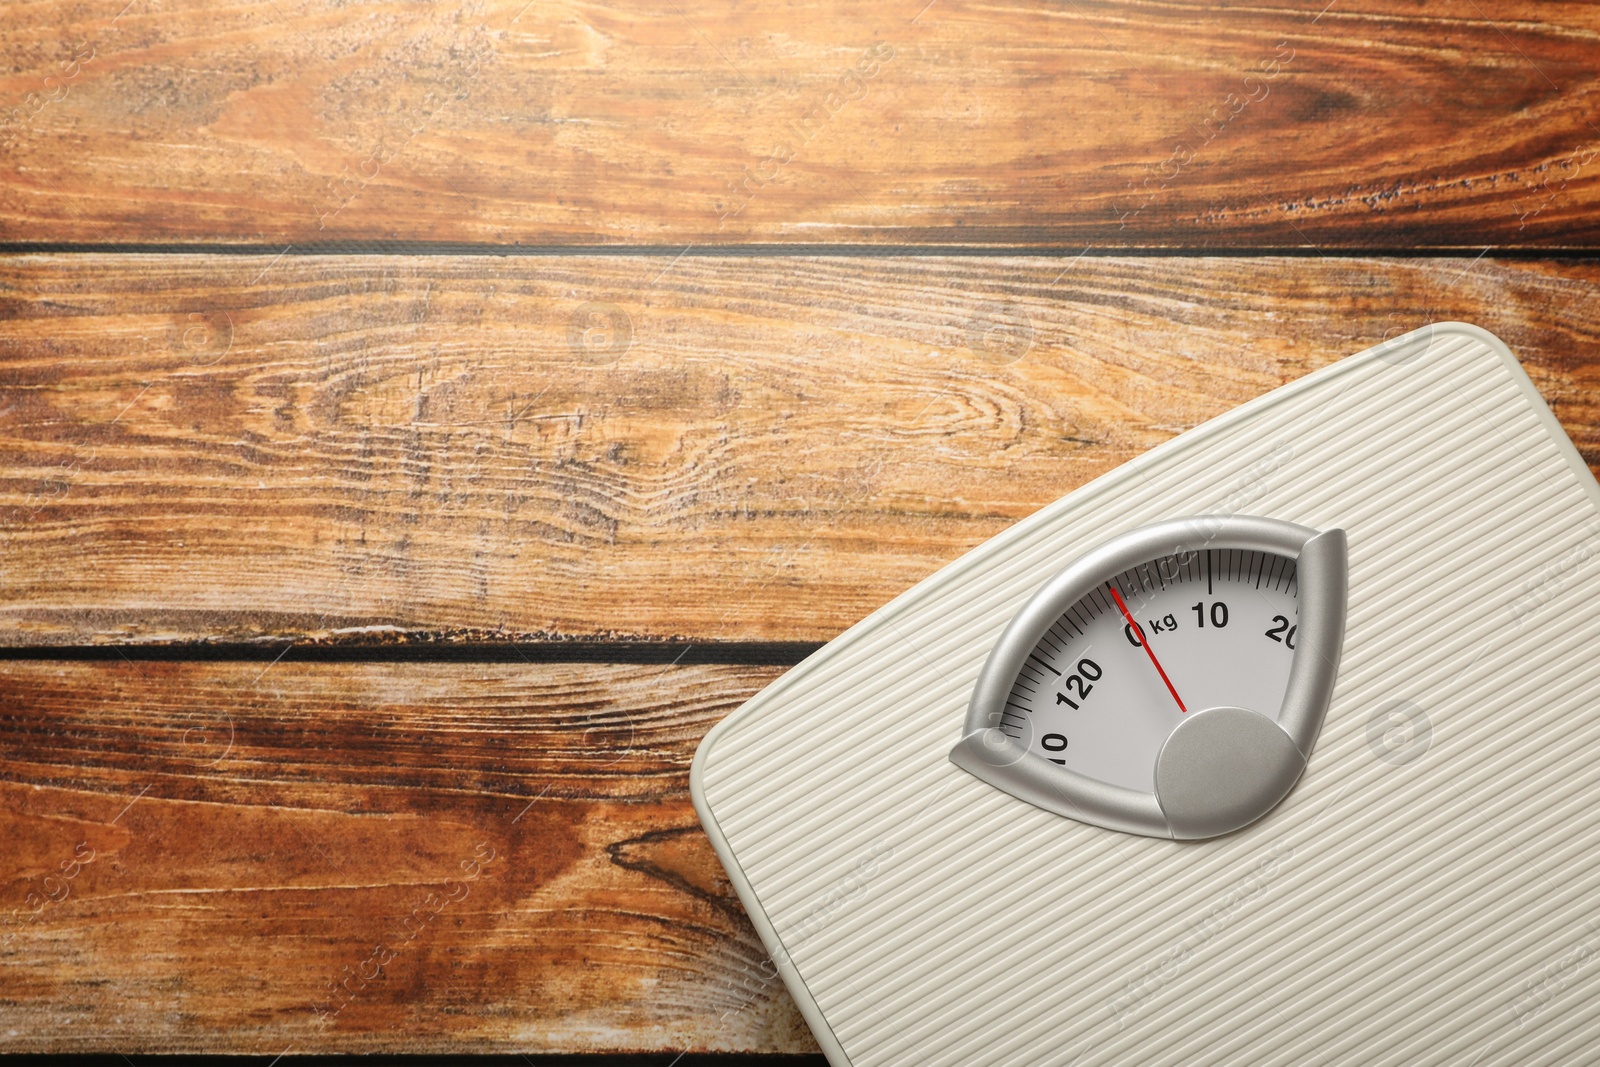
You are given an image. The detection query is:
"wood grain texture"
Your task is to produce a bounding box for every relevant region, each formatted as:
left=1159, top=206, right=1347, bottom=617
left=2, top=0, right=1600, bottom=246
left=3, top=254, right=1600, bottom=646
left=0, top=658, right=812, bottom=1054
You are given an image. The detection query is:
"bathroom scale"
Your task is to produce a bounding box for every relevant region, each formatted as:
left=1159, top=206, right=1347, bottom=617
left=691, top=323, right=1600, bottom=1066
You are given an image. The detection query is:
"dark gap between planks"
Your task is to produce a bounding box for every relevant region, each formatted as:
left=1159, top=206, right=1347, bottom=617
left=0, top=1057, right=831, bottom=1066
left=3, top=243, right=1600, bottom=258
left=0, top=642, right=824, bottom=666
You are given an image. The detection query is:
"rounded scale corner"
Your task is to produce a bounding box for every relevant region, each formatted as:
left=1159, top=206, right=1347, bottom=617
left=1426, top=321, right=1515, bottom=357
left=689, top=705, right=745, bottom=826
left=687, top=707, right=859, bottom=1067
left=690, top=654, right=830, bottom=825
left=1362, top=321, right=1519, bottom=375
left=687, top=745, right=714, bottom=826
left=1409, top=323, right=1600, bottom=522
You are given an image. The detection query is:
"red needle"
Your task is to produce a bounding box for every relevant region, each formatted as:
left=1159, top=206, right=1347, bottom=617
left=1107, top=582, right=1188, bottom=713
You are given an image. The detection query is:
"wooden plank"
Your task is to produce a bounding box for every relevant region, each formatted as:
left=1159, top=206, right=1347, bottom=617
left=2, top=253, right=1599, bottom=646
left=0, top=658, right=813, bottom=1054
left=1, top=1, right=1599, bottom=246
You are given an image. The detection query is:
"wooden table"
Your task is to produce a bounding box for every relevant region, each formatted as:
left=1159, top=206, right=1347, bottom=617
left=3, top=0, right=1598, bottom=1057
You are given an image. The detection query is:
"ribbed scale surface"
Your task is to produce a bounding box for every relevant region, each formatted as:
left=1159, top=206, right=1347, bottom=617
left=698, top=327, right=1600, bottom=1066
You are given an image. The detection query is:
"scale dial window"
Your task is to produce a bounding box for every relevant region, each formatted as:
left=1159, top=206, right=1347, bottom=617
left=951, top=516, right=1347, bottom=840
left=1003, top=549, right=1298, bottom=794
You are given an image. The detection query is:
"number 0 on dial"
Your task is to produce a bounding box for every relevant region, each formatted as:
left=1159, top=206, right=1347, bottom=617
left=950, top=516, right=1348, bottom=840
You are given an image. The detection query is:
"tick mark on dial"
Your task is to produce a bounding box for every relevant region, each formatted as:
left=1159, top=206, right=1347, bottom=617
left=1027, top=652, right=1062, bottom=676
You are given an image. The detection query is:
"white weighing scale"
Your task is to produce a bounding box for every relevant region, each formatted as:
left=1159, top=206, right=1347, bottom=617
left=692, top=324, right=1600, bottom=1066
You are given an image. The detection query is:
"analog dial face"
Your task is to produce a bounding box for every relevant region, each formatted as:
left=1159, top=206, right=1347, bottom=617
left=1000, top=549, right=1300, bottom=793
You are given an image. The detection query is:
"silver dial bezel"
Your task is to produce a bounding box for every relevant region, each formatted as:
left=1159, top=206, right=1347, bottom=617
left=949, top=515, right=1348, bottom=839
